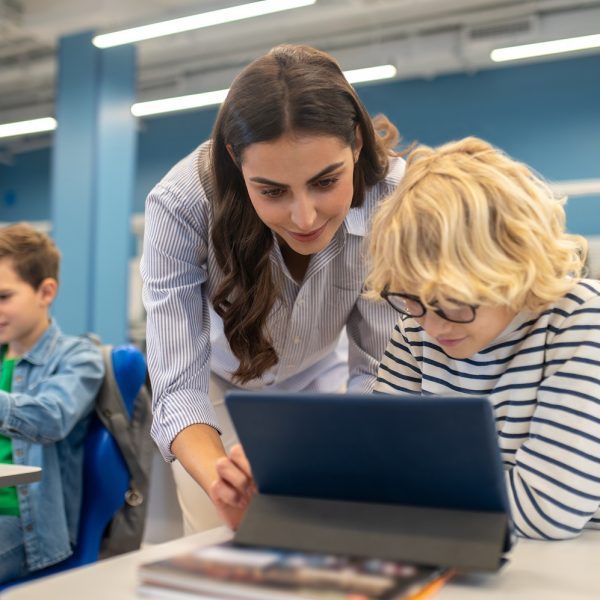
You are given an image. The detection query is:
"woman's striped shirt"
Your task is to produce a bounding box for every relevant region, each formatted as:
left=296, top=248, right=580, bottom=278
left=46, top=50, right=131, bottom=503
left=374, top=280, right=600, bottom=539
left=141, top=142, right=403, bottom=461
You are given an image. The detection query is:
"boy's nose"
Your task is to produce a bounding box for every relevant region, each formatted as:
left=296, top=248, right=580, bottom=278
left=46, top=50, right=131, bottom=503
left=422, top=311, right=454, bottom=337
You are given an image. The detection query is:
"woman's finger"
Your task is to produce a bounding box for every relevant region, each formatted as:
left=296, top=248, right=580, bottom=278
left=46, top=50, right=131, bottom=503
left=211, top=476, right=247, bottom=507
left=215, top=456, right=252, bottom=494
left=229, top=444, right=253, bottom=478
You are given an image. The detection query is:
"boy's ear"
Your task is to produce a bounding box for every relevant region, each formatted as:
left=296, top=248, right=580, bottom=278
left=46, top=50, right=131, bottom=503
left=38, top=277, right=58, bottom=306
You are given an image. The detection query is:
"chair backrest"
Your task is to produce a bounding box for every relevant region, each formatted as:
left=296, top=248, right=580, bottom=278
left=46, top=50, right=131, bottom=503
left=69, top=344, right=147, bottom=566
left=0, top=344, right=148, bottom=591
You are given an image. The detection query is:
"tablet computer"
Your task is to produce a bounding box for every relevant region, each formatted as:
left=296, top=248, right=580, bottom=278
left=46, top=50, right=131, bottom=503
left=225, top=392, right=513, bottom=571
left=225, top=392, right=509, bottom=513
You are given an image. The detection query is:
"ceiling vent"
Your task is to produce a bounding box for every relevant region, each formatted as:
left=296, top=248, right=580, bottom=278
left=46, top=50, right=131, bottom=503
left=0, top=0, right=22, bottom=25
left=468, top=19, right=532, bottom=41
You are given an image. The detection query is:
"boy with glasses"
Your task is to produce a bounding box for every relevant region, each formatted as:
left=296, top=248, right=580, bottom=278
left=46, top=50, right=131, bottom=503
left=366, top=137, right=600, bottom=540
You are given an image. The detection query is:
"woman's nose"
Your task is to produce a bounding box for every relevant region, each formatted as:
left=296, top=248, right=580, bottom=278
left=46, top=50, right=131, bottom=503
left=290, top=194, right=317, bottom=231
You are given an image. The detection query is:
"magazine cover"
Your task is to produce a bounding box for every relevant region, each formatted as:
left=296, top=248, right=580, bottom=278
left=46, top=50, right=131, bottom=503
left=138, top=543, right=453, bottom=600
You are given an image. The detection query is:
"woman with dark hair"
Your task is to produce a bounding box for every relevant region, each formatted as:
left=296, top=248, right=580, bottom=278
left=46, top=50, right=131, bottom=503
left=141, top=44, right=403, bottom=532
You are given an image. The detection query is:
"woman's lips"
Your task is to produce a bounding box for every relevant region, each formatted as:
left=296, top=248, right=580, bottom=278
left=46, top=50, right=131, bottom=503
left=287, top=222, right=328, bottom=243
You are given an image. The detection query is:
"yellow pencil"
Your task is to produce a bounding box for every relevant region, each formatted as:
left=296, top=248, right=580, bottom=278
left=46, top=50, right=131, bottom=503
left=406, top=569, right=456, bottom=600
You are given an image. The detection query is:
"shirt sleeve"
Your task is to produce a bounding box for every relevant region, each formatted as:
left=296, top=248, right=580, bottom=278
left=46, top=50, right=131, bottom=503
left=0, top=339, right=104, bottom=443
left=373, top=321, right=423, bottom=395
left=506, top=293, right=600, bottom=539
left=141, top=178, right=219, bottom=462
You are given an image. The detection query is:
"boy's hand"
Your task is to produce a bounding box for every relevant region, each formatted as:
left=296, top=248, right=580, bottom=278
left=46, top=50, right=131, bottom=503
left=210, top=444, right=257, bottom=530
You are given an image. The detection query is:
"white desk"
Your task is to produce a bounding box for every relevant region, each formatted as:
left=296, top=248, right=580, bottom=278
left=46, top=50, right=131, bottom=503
left=0, top=464, right=41, bottom=487
left=3, top=528, right=599, bottom=600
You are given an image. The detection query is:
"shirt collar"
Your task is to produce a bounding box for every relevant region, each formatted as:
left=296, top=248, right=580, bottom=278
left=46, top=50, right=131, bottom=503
left=21, top=319, right=61, bottom=366
left=344, top=204, right=368, bottom=237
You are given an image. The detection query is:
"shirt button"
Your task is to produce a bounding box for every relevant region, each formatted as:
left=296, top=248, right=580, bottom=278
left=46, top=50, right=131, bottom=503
left=14, top=449, right=24, bottom=457
left=25, top=524, right=34, bottom=532
left=297, top=299, right=305, bottom=306
left=15, top=376, right=23, bottom=383
left=293, top=337, right=301, bottom=344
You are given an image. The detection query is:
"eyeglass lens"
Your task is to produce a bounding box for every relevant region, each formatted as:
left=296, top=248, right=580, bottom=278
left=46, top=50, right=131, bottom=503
left=386, top=294, right=475, bottom=323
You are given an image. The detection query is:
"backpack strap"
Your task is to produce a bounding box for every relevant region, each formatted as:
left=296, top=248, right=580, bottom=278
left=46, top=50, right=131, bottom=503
left=96, top=345, right=149, bottom=503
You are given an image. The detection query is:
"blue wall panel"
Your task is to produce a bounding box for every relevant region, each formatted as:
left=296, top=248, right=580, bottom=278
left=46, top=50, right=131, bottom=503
left=134, top=108, right=218, bottom=213
left=2, top=53, right=599, bottom=236
left=0, top=149, right=51, bottom=222
left=357, top=53, right=600, bottom=182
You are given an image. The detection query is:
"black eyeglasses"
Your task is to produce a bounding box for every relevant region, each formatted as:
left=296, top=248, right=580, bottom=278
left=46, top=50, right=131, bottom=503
left=381, top=288, right=478, bottom=324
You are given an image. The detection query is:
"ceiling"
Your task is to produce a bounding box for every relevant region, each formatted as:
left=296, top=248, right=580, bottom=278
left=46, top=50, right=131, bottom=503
left=1, top=0, right=600, bottom=153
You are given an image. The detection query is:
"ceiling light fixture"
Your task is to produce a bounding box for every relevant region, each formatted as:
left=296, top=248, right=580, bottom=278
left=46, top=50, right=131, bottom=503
left=491, top=33, right=600, bottom=62
left=0, top=117, right=57, bottom=140
left=131, top=64, right=398, bottom=117
left=131, top=89, right=230, bottom=117
left=93, top=0, right=317, bottom=48
left=344, top=64, right=398, bottom=84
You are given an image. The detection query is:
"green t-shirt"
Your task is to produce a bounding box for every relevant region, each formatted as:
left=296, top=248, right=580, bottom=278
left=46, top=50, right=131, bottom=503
left=0, top=353, right=20, bottom=516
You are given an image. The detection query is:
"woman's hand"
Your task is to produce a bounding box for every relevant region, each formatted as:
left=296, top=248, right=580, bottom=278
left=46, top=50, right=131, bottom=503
left=210, top=444, right=257, bottom=530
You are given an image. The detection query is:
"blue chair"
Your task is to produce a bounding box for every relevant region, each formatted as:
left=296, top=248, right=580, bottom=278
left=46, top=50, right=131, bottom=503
left=0, top=344, right=147, bottom=590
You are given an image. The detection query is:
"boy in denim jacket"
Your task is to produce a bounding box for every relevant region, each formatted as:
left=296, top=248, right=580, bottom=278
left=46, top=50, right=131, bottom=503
left=0, top=223, right=104, bottom=583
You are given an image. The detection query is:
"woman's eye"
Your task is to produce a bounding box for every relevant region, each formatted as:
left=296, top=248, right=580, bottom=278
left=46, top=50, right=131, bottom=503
left=260, top=188, right=285, bottom=198
left=314, top=177, right=339, bottom=190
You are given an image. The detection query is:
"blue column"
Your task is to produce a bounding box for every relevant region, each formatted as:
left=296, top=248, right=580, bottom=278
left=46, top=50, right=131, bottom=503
left=51, top=31, right=98, bottom=336
left=92, top=45, right=137, bottom=345
left=51, top=31, right=137, bottom=344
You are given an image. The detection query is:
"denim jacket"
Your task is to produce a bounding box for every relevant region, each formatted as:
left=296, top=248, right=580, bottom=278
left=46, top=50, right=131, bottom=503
left=0, top=320, right=104, bottom=571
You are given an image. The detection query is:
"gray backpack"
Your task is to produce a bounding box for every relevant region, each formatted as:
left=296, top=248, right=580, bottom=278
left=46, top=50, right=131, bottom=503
left=94, top=344, right=153, bottom=558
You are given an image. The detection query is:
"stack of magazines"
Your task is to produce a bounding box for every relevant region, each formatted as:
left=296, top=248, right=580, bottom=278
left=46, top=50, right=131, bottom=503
left=137, top=543, right=454, bottom=600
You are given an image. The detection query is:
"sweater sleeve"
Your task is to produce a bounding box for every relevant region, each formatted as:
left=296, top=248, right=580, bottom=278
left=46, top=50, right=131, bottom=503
left=506, top=289, right=600, bottom=539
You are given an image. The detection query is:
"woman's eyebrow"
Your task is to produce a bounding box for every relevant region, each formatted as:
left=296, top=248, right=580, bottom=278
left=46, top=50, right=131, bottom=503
left=307, top=161, right=345, bottom=184
left=248, top=161, right=346, bottom=187
left=248, top=176, right=288, bottom=187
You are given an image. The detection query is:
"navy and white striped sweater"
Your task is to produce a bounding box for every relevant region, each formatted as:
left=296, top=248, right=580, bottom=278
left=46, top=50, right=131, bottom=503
left=374, top=279, right=600, bottom=539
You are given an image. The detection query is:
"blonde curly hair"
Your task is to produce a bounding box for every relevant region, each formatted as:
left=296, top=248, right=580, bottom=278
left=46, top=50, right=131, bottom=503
left=365, top=137, right=587, bottom=312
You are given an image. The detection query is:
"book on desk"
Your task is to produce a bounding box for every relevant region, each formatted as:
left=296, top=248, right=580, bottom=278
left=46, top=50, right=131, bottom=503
left=138, top=392, right=512, bottom=599
left=138, top=542, right=454, bottom=599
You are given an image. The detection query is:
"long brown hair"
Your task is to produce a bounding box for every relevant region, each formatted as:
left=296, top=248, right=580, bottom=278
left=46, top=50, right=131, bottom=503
left=210, top=44, right=398, bottom=383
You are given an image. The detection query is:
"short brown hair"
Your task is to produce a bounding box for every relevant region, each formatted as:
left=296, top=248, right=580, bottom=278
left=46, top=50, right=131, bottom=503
left=0, top=223, right=60, bottom=289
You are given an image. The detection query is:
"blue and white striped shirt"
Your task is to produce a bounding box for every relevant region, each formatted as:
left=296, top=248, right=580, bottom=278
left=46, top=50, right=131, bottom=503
left=142, top=142, right=404, bottom=461
left=375, top=279, right=600, bottom=539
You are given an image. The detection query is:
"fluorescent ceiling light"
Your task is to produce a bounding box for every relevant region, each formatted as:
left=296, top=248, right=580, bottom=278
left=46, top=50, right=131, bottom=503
left=132, top=89, right=230, bottom=117
left=131, top=64, right=398, bottom=117
left=491, top=33, right=600, bottom=62
left=344, top=64, right=397, bottom=84
left=93, top=0, right=317, bottom=48
left=0, top=117, right=57, bottom=139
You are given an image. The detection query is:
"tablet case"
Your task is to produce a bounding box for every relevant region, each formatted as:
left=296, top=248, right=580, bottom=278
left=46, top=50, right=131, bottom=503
left=225, top=393, right=512, bottom=572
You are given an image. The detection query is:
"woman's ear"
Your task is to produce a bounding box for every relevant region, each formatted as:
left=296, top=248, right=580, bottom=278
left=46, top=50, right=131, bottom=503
left=226, top=144, right=239, bottom=166
left=354, top=125, right=363, bottom=163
